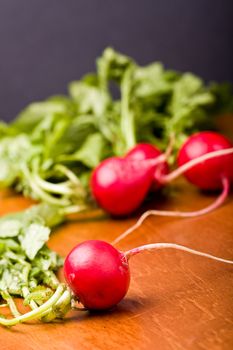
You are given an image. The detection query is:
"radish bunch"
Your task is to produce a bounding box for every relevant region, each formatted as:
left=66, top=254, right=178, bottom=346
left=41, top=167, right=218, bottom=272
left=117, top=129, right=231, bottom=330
left=1, top=131, right=233, bottom=327
left=91, top=131, right=233, bottom=219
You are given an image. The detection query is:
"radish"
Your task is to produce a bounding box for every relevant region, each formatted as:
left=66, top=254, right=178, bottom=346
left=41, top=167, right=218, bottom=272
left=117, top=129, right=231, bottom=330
left=90, top=155, right=164, bottom=216
left=176, top=131, right=233, bottom=190
left=63, top=240, right=130, bottom=310
left=63, top=240, right=233, bottom=310
left=1, top=238, right=232, bottom=326
left=126, top=143, right=169, bottom=188
left=90, top=140, right=173, bottom=216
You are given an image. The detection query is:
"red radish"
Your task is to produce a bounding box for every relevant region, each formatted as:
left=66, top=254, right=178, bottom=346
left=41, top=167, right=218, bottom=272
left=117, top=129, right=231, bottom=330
left=90, top=156, right=159, bottom=216
left=126, top=143, right=169, bottom=188
left=64, top=240, right=233, bottom=311
left=1, top=238, right=233, bottom=325
left=177, top=131, right=233, bottom=190
left=64, top=240, right=130, bottom=309
left=90, top=141, right=172, bottom=216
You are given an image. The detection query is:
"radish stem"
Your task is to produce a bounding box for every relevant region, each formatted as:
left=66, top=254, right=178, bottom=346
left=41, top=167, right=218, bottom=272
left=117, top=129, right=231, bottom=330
left=0, top=284, right=65, bottom=326
left=41, top=289, right=71, bottom=322
left=22, top=287, right=38, bottom=310
left=1, top=291, right=21, bottom=317
left=55, top=165, right=83, bottom=186
left=61, top=204, right=89, bottom=216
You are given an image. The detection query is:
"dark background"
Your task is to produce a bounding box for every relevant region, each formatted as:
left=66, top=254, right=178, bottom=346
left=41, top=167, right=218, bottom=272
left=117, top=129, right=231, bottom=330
left=0, top=0, right=232, bottom=121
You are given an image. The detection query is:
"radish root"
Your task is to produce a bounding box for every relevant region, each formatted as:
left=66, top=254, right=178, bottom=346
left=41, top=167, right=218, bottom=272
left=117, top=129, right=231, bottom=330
left=125, top=243, right=233, bottom=265
left=161, top=147, right=233, bottom=184
left=113, top=177, right=229, bottom=245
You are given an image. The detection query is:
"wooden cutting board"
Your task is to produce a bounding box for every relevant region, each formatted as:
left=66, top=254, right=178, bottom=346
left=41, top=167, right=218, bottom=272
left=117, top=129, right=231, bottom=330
left=0, top=177, right=232, bottom=350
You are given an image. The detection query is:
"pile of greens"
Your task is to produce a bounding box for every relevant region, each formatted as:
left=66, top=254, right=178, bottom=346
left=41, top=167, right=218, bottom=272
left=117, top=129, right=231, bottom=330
left=0, top=47, right=232, bottom=210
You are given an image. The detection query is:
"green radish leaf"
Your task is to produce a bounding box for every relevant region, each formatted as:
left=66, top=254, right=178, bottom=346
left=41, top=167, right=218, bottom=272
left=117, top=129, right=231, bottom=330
left=0, top=220, right=22, bottom=238
left=20, top=223, right=51, bottom=260
left=71, top=133, right=108, bottom=168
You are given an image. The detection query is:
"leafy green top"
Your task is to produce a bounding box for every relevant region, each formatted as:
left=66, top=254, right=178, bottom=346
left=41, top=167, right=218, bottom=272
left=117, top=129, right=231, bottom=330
left=0, top=47, right=232, bottom=208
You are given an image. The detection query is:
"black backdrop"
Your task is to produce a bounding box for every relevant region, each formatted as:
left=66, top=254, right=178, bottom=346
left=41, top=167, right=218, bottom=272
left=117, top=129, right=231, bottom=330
left=0, top=0, right=232, bottom=121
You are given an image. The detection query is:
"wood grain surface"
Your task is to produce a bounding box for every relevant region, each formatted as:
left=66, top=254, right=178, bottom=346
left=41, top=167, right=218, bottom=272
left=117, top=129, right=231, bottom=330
left=0, top=178, right=232, bottom=350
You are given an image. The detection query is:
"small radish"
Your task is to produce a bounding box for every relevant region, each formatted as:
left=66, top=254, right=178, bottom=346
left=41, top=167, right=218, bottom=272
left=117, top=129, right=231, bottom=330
left=90, top=156, right=160, bottom=216
left=126, top=143, right=169, bottom=188
left=90, top=141, right=171, bottom=216
left=64, top=240, right=233, bottom=310
left=64, top=240, right=130, bottom=309
left=176, top=131, right=233, bottom=190
left=1, top=238, right=233, bottom=325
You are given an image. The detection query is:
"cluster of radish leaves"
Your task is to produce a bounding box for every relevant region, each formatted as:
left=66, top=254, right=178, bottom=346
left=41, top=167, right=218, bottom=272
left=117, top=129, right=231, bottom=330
left=0, top=204, right=64, bottom=320
left=0, top=48, right=232, bottom=210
